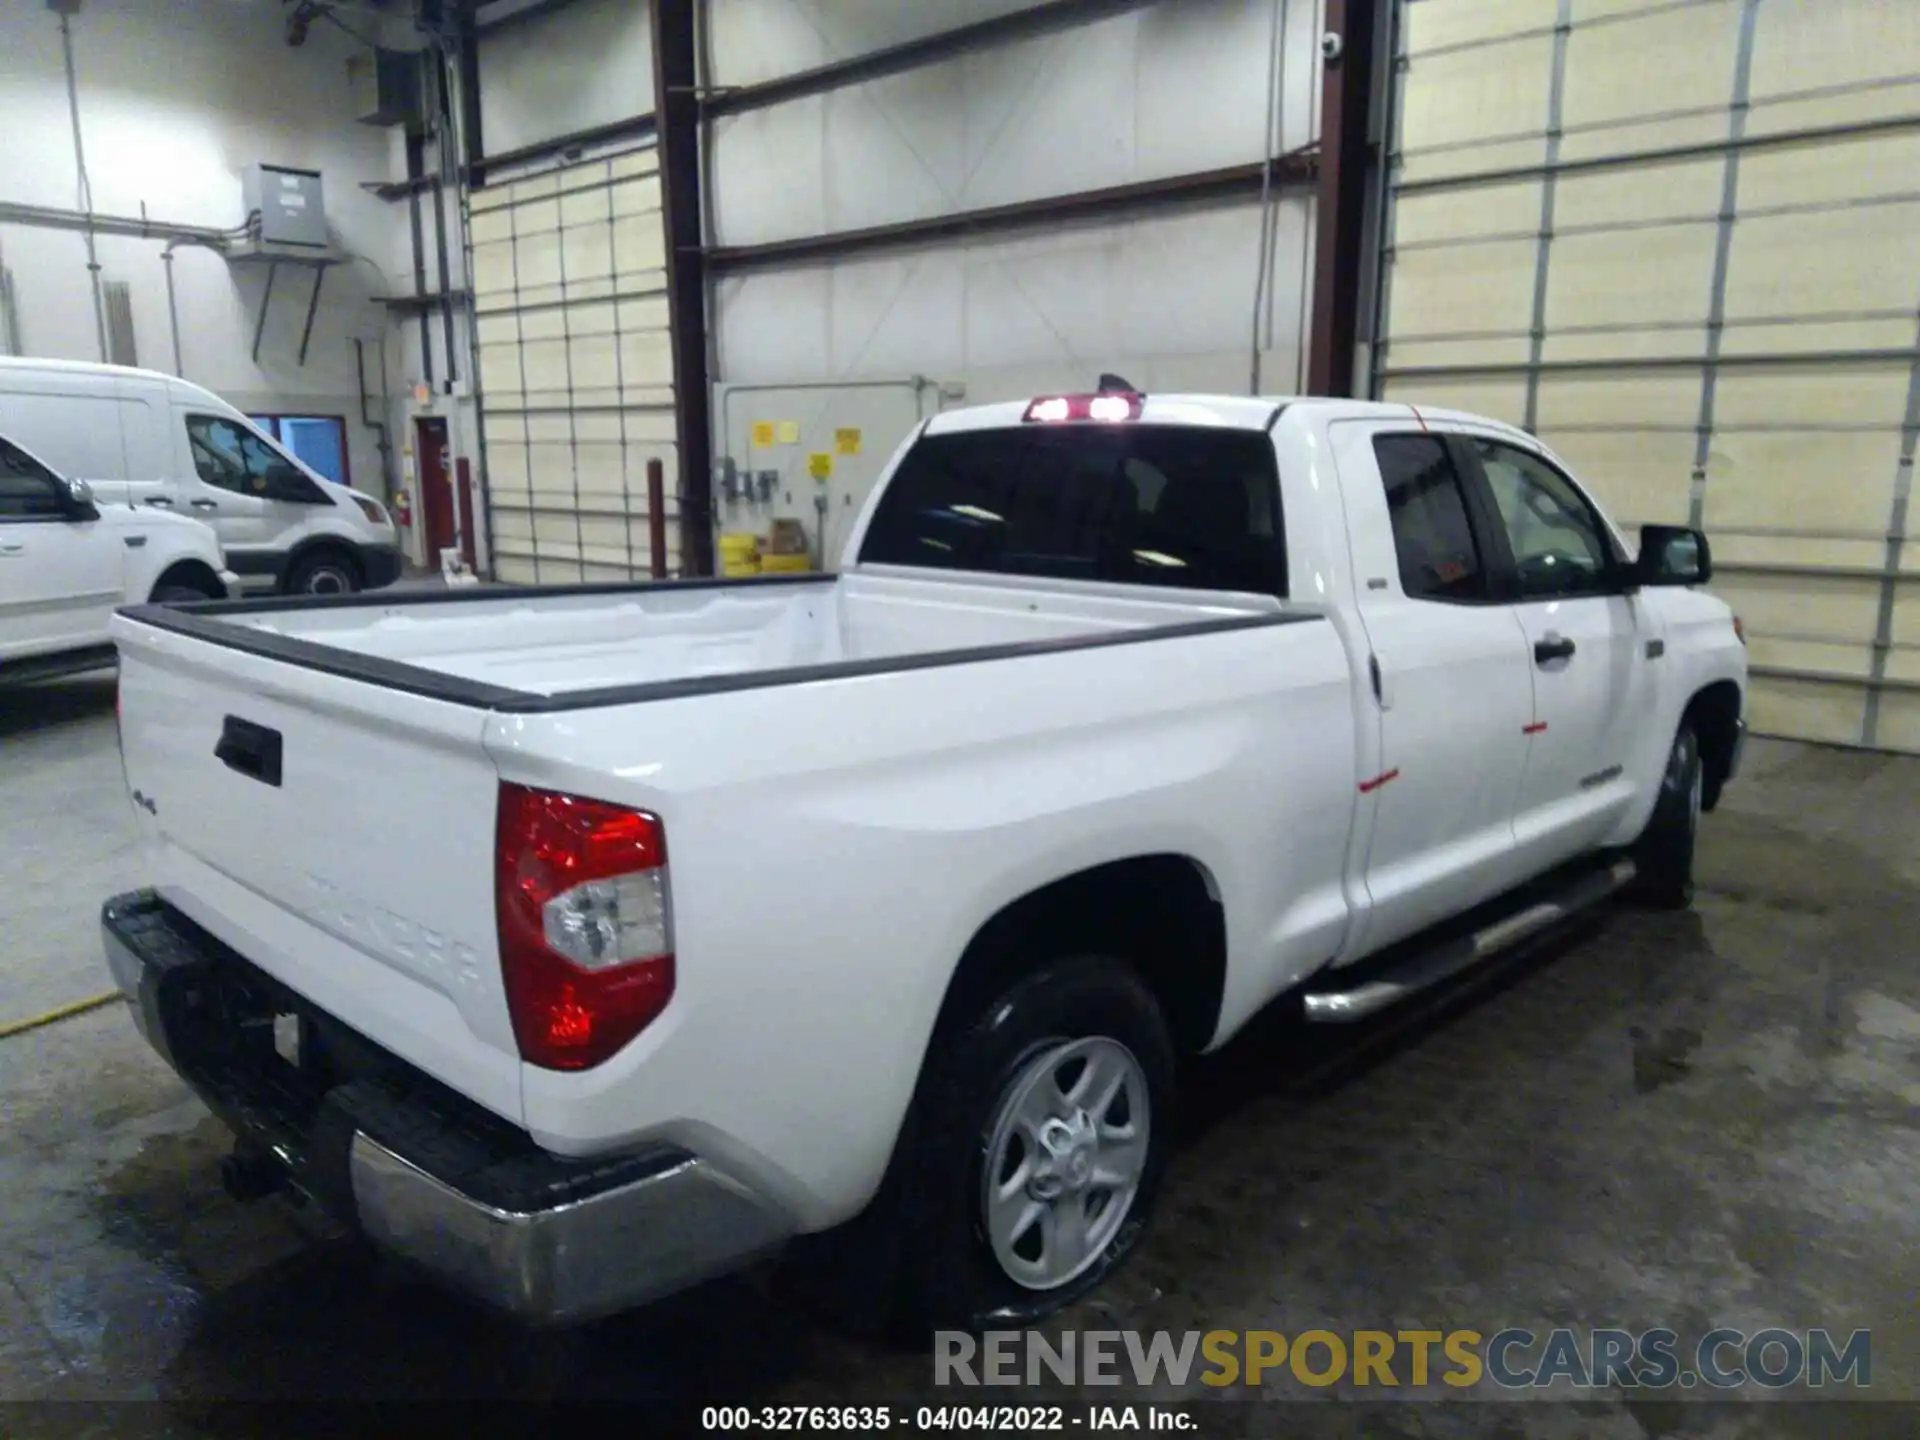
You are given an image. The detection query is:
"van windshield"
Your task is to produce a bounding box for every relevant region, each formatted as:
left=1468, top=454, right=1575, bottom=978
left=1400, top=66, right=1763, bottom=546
left=856, top=424, right=1286, bottom=597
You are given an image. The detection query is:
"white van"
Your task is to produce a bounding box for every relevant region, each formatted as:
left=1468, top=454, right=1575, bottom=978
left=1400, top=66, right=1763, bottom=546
left=0, top=357, right=400, bottom=595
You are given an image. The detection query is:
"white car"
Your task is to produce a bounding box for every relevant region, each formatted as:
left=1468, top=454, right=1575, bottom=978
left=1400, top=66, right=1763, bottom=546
left=0, top=357, right=401, bottom=595
left=102, top=391, right=1746, bottom=1331
left=1, top=431, right=237, bottom=683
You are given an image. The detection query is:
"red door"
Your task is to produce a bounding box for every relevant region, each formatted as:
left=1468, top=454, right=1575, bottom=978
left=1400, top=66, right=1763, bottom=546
left=415, top=417, right=455, bottom=562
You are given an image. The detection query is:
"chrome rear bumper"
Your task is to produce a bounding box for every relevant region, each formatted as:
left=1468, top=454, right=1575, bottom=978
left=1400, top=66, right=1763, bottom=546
left=102, top=890, right=790, bottom=1324
left=348, top=1133, right=788, bottom=1323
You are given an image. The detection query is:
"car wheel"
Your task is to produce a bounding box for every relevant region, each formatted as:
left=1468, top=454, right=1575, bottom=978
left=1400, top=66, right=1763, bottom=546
left=286, top=551, right=360, bottom=596
left=150, top=584, right=215, bottom=605
left=899, top=956, right=1175, bottom=1335
left=1632, top=722, right=1701, bottom=910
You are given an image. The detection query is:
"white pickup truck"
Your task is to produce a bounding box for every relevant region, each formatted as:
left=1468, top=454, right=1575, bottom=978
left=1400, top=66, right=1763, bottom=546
left=102, top=392, right=1745, bottom=1332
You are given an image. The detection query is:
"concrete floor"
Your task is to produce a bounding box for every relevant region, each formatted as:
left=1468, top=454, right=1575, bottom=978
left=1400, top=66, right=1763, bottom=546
left=2, top=672, right=1916, bottom=1436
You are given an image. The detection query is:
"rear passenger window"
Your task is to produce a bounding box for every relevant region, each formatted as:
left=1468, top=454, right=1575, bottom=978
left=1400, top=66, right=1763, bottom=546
left=858, top=425, right=1286, bottom=596
left=1373, top=435, right=1487, bottom=603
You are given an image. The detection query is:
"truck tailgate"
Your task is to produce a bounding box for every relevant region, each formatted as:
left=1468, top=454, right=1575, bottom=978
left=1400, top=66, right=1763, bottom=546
left=111, top=615, right=523, bottom=1124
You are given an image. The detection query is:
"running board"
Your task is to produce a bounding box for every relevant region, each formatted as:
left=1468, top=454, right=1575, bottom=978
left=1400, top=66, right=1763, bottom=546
left=1302, top=859, right=1637, bottom=1023
left=0, top=643, right=117, bottom=685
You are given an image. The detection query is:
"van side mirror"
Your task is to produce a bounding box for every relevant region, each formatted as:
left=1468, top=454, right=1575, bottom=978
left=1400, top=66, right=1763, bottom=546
left=1632, top=524, right=1711, bottom=587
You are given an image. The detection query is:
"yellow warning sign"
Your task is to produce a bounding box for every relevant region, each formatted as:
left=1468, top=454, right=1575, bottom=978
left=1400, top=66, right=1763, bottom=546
left=808, top=452, right=834, bottom=481
left=751, top=421, right=775, bottom=448
left=835, top=427, right=863, bottom=456
left=777, top=420, right=801, bottom=444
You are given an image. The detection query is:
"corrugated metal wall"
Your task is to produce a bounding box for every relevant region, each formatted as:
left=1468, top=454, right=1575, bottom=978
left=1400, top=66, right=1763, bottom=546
left=469, top=148, right=682, bottom=583
left=1375, top=0, right=1920, bottom=752
left=706, top=0, right=1324, bottom=564
left=466, top=0, right=1324, bottom=579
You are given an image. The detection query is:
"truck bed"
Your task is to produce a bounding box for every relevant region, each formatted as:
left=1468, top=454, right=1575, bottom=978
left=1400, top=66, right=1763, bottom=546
left=120, top=569, right=1288, bottom=710
left=109, top=563, right=1339, bottom=1135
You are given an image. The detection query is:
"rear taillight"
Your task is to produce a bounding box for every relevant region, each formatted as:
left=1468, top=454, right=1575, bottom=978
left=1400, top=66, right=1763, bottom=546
left=495, top=782, right=675, bottom=1071
left=1733, top=615, right=1746, bottom=645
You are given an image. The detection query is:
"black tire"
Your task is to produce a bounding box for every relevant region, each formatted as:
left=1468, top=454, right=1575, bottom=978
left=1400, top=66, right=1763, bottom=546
left=150, top=583, right=215, bottom=605
left=285, top=549, right=360, bottom=596
left=1632, top=722, right=1701, bottom=909
left=898, top=956, right=1176, bottom=1336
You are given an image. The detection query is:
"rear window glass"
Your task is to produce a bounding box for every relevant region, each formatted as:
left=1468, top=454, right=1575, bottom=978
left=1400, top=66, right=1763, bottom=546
left=856, top=424, right=1286, bottom=596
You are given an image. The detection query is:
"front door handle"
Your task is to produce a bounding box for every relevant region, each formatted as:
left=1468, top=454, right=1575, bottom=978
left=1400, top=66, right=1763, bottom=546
left=190, top=499, right=219, bottom=511
left=0, top=542, right=24, bottom=556
left=143, top=495, right=175, bottom=507
left=1534, top=633, right=1577, bottom=665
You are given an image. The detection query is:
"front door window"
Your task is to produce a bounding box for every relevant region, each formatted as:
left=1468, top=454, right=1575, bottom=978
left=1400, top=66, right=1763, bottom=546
left=186, top=415, right=284, bottom=497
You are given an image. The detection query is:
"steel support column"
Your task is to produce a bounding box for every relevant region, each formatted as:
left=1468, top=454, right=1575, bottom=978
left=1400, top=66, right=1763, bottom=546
left=457, top=10, right=486, bottom=187
left=1307, top=0, right=1380, bottom=397
left=652, top=0, right=714, bottom=577
left=406, top=129, right=434, bottom=389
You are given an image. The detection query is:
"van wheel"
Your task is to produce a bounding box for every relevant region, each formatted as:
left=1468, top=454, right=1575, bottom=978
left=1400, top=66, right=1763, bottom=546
left=287, top=550, right=360, bottom=596
left=1631, top=723, right=1701, bottom=910
left=899, top=956, right=1174, bottom=1336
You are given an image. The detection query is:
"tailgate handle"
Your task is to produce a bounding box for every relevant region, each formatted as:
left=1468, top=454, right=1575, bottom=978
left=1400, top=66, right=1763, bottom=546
left=215, top=716, right=283, bottom=788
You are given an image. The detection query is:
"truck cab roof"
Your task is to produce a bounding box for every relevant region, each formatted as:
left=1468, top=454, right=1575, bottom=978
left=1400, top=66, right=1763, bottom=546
left=924, top=392, right=1539, bottom=445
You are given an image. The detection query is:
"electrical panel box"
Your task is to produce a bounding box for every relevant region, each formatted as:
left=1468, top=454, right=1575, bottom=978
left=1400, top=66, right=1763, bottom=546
left=347, top=47, right=423, bottom=130
left=244, top=164, right=328, bottom=249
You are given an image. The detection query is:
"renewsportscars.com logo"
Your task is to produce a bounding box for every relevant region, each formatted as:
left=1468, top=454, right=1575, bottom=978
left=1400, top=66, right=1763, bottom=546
left=935, top=1328, right=1872, bottom=1392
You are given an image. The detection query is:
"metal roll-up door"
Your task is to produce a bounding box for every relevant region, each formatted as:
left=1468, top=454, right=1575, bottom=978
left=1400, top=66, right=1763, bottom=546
left=1374, top=0, right=1920, bottom=751
left=469, top=147, right=682, bottom=584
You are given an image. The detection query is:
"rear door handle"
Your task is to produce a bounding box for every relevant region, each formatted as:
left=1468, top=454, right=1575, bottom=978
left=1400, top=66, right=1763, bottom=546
left=1369, top=652, right=1394, bottom=710
left=0, top=542, right=24, bottom=556
left=1534, top=633, right=1577, bottom=665
left=190, top=499, right=219, bottom=511
left=215, top=715, right=283, bottom=788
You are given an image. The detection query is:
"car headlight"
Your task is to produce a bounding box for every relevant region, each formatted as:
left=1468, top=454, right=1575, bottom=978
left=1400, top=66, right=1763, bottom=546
left=350, top=494, right=387, bottom=526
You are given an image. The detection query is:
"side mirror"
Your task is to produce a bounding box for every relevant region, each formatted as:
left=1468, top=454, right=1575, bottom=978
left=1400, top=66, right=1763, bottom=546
left=63, top=476, right=100, bottom=521
left=1632, top=524, right=1711, bottom=587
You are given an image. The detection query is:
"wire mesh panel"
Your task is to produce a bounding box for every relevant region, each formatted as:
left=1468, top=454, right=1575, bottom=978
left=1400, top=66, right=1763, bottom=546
left=1376, top=0, right=1920, bottom=751
left=469, top=147, right=681, bottom=585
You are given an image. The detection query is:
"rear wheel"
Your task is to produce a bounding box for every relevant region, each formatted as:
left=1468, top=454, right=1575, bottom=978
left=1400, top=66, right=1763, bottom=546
left=1632, top=722, right=1701, bottom=909
left=286, top=549, right=360, bottom=596
left=898, top=956, right=1175, bottom=1335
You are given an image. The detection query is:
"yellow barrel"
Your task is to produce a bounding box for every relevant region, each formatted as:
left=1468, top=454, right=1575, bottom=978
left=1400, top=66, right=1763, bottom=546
left=757, top=552, right=811, bottom=573
left=719, top=532, right=760, bottom=577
